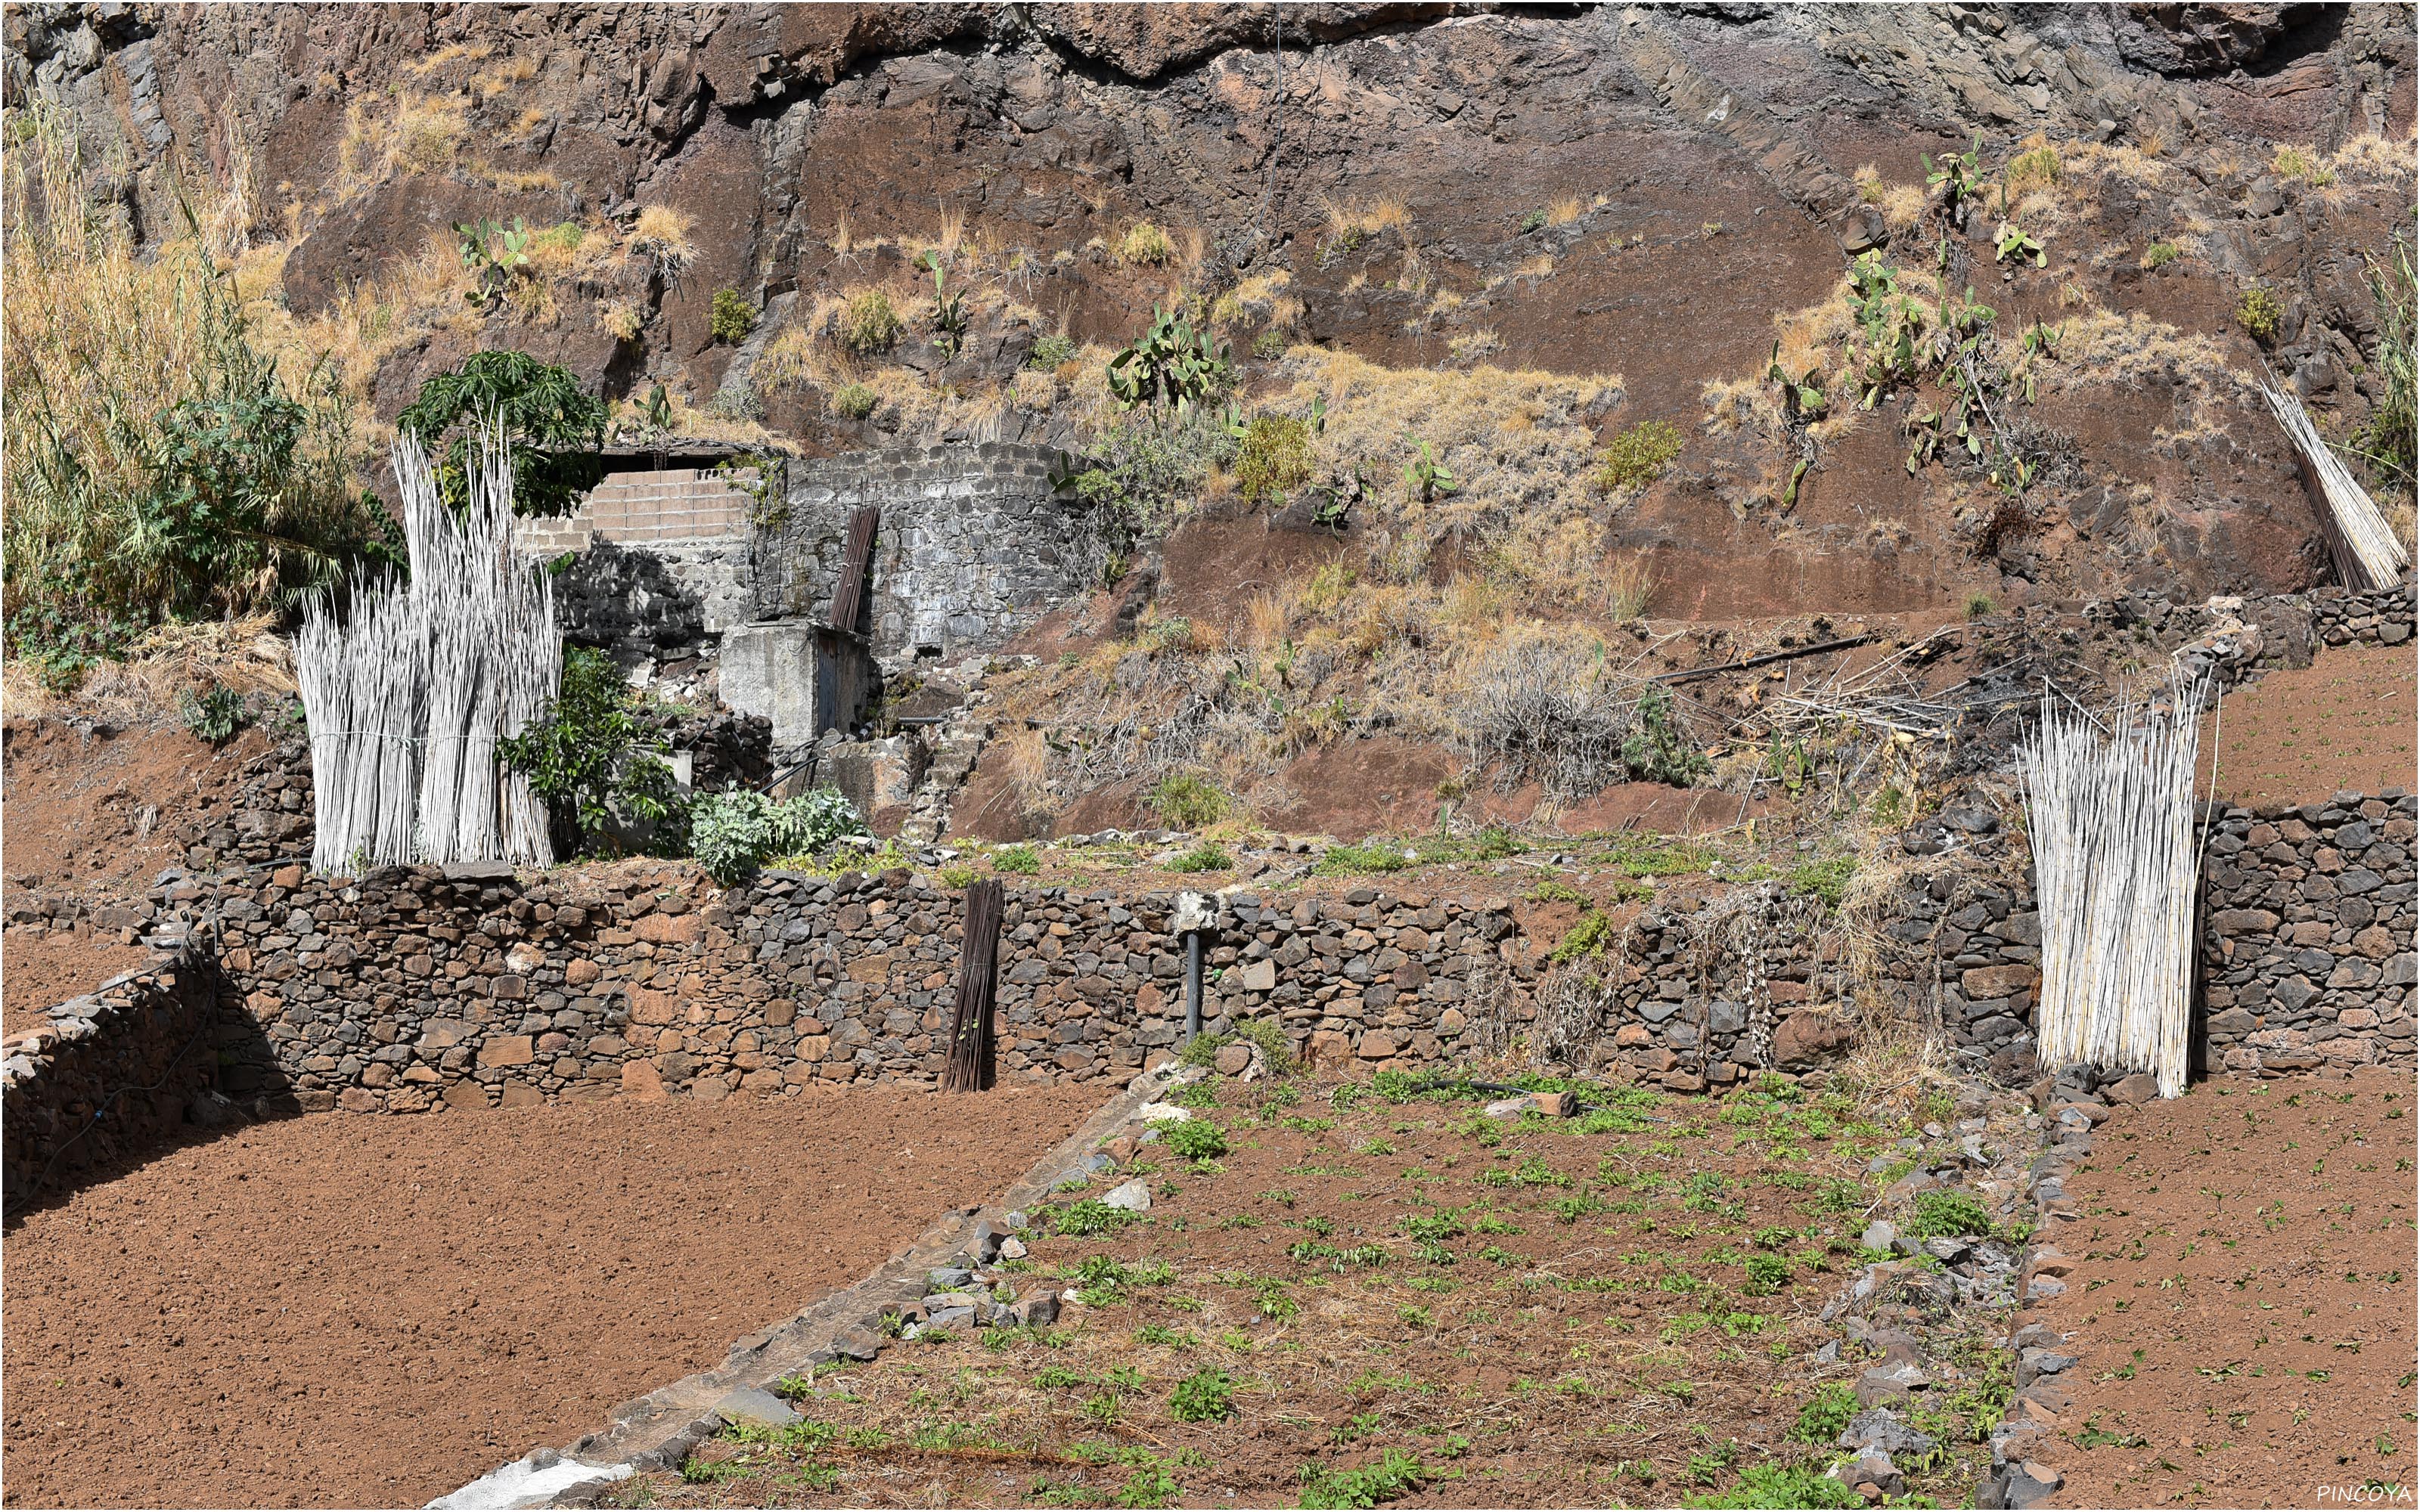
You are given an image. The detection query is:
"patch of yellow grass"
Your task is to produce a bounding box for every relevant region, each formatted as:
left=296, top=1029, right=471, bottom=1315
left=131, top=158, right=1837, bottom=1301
left=1546, top=196, right=1584, bottom=227
left=1320, top=196, right=1411, bottom=240
left=1514, top=253, right=1555, bottom=279
left=630, top=204, right=697, bottom=277
left=1854, top=163, right=1885, bottom=206
left=1880, top=182, right=1927, bottom=231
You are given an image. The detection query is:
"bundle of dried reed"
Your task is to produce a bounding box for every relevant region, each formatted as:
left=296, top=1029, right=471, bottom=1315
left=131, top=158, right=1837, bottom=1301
left=2018, top=669, right=2214, bottom=1098
left=2262, top=380, right=2410, bottom=591
left=296, top=428, right=557, bottom=872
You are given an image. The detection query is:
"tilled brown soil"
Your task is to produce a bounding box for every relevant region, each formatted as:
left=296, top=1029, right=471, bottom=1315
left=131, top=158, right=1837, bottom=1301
left=0, top=1085, right=1109, bottom=1508
left=0, top=927, right=157, bottom=1038
left=2198, top=644, right=2419, bottom=807
left=2038, top=1069, right=2416, bottom=1508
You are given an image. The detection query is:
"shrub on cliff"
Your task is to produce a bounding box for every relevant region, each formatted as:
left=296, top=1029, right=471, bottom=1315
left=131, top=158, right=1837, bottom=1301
left=396, top=349, right=607, bottom=519
left=687, top=786, right=866, bottom=884
left=498, top=646, right=682, bottom=855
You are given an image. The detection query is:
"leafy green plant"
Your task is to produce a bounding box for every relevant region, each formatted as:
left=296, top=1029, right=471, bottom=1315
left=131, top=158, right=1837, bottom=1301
left=1740, top=1253, right=1792, bottom=1296
left=839, top=289, right=903, bottom=353
left=1765, top=341, right=1827, bottom=419
left=1548, top=909, right=1615, bottom=965
left=1922, top=132, right=1985, bottom=217
left=1993, top=222, right=2045, bottom=267
left=1048, top=1198, right=1143, bottom=1238
left=1906, top=1188, right=1993, bottom=1240
left=1149, top=772, right=1230, bottom=829
left=498, top=646, right=683, bottom=855
left=1107, top=304, right=1231, bottom=417
left=2141, top=240, right=2181, bottom=271
left=831, top=383, right=878, bottom=421
left=1596, top=420, right=1685, bottom=492
left=929, top=264, right=967, bottom=359
left=1316, top=840, right=1412, bottom=875
left=1964, top=591, right=1995, bottom=618
left=2236, top=284, right=2284, bottom=342
left=1681, top=1464, right=1860, bottom=1509
left=1028, top=334, right=1078, bottom=370
left=1236, top=414, right=1314, bottom=505
left=1252, top=328, right=1290, bottom=360
left=709, top=287, right=756, bottom=345
left=176, top=684, right=248, bottom=745
left=939, top=863, right=977, bottom=889
left=1620, top=686, right=1710, bottom=786
left=2351, top=235, right=2416, bottom=490
left=686, top=786, right=866, bottom=884
left=1166, top=842, right=1231, bottom=874
left=1783, top=854, right=1858, bottom=908
left=1297, top=1449, right=1426, bottom=1509
left=1401, top=439, right=1456, bottom=502
left=396, top=349, right=608, bottom=519
left=1161, top=1120, right=1230, bottom=1160
left=1168, top=1367, right=1235, bottom=1423
left=453, top=216, right=532, bottom=307
left=994, top=844, right=1041, bottom=875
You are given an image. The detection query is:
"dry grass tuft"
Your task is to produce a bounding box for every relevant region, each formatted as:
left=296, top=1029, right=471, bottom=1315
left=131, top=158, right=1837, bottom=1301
left=629, top=205, right=697, bottom=277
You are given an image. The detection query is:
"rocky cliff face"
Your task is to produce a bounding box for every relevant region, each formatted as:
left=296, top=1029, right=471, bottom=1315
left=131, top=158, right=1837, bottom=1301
left=8, top=2, right=2414, bottom=610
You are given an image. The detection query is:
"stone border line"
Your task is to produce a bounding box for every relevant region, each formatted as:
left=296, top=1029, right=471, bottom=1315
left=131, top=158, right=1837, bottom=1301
left=424, top=1064, right=1198, bottom=1509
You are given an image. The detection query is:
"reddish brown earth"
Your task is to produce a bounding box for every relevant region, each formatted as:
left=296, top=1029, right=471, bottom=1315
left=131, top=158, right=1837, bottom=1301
left=2034, top=1070, right=2417, bottom=1509
left=1, top=719, right=275, bottom=893
left=2198, top=643, right=2419, bottom=807
left=0, top=928, right=158, bottom=1038
left=0, top=1084, right=1109, bottom=1509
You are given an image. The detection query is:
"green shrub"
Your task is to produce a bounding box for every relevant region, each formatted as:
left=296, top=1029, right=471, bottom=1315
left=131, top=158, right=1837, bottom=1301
left=687, top=787, right=866, bottom=884
left=1620, top=686, right=1710, bottom=786
left=177, top=684, right=247, bottom=745
left=1047, top=1198, right=1143, bottom=1238
left=2235, top=284, right=2283, bottom=342
left=1159, top=1120, right=1230, bottom=1160
left=1315, top=840, right=1412, bottom=875
left=2141, top=240, right=2180, bottom=271
left=994, top=844, right=1041, bottom=875
left=1235, top=414, right=1314, bottom=505
left=1596, top=420, right=1685, bottom=492
left=1168, top=1367, right=1235, bottom=1423
left=1298, top=1448, right=1426, bottom=1509
left=938, top=863, right=976, bottom=889
left=1907, top=1188, right=1993, bottom=1239
left=1681, top=1464, right=1860, bottom=1509
left=839, top=289, right=903, bottom=352
left=1118, top=221, right=1174, bottom=267
left=831, top=383, right=878, bottom=420
left=1783, top=854, right=1858, bottom=908
left=1149, top=772, right=1230, bottom=828
left=498, top=646, right=683, bottom=854
left=398, top=349, right=609, bottom=519
left=1964, top=591, right=1995, bottom=619
left=1028, top=334, right=1078, bottom=370
left=1789, top=1382, right=1859, bottom=1444
left=1181, top=1019, right=1296, bottom=1074
left=1252, top=329, right=1290, bottom=360
left=1166, top=842, right=1230, bottom=873
left=1547, top=909, right=1615, bottom=965
left=1741, top=1253, right=1792, bottom=1296
left=709, top=288, right=755, bottom=345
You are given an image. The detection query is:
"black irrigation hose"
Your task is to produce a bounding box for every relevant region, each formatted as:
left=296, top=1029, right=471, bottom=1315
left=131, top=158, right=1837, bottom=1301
left=1384, top=1075, right=1667, bottom=1123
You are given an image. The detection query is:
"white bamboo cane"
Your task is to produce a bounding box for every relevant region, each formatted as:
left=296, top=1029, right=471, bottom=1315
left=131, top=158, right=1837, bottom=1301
left=2261, top=382, right=2411, bottom=592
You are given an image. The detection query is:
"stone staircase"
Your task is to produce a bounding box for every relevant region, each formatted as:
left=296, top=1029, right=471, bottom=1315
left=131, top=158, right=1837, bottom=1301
left=897, top=715, right=993, bottom=844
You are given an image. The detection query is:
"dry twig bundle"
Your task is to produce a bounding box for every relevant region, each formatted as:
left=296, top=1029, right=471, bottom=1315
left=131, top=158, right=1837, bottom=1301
left=2261, top=381, right=2410, bottom=591
left=2017, top=669, right=2214, bottom=1098
left=296, top=429, right=558, bottom=872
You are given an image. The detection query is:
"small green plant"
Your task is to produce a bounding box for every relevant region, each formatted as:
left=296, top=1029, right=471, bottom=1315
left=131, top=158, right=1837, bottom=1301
left=1765, top=340, right=1827, bottom=420
left=1166, top=842, right=1232, bottom=874
left=1169, top=1367, right=1235, bottom=1422
left=938, top=863, right=977, bottom=889
left=1741, top=1253, right=1792, bottom=1296
left=1783, top=854, right=1858, bottom=908
left=1149, top=772, right=1230, bottom=828
left=177, top=684, right=247, bottom=745
left=1964, top=591, right=1996, bottom=619
left=929, top=262, right=968, bottom=359
left=1298, top=1448, right=1426, bottom=1509
left=1993, top=222, right=2045, bottom=268
left=1596, top=420, right=1685, bottom=492
left=1161, top=1120, right=1230, bottom=1161
left=1548, top=909, right=1615, bottom=965
left=1050, top=1198, right=1143, bottom=1238
left=1316, top=840, right=1413, bottom=875
left=994, top=844, right=1042, bottom=875
left=498, top=646, right=684, bottom=855
left=839, top=288, right=903, bottom=353
left=1107, top=304, right=1231, bottom=416
left=831, top=382, right=878, bottom=420
left=1519, top=208, right=1548, bottom=234
left=1117, top=1463, right=1183, bottom=1509
left=1620, top=685, right=1710, bottom=786
left=709, top=287, right=756, bottom=344
left=1252, top=328, right=1290, bottom=360
left=1681, top=1464, right=1861, bottom=1509
left=686, top=786, right=865, bottom=884
left=1401, top=439, right=1456, bottom=502
left=1118, top=221, right=1175, bottom=267
left=1236, top=414, right=1314, bottom=505
left=1922, top=132, right=1985, bottom=215
left=2141, top=240, right=2181, bottom=271
left=1028, top=334, right=1078, bottom=370
left=2236, top=284, right=2284, bottom=342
